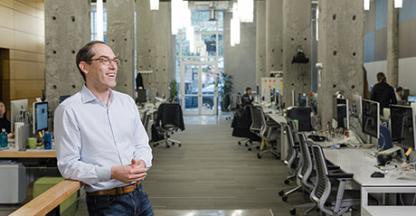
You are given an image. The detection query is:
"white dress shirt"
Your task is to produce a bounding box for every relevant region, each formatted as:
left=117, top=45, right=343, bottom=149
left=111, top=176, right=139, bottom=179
left=54, top=85, right=152, bottom=192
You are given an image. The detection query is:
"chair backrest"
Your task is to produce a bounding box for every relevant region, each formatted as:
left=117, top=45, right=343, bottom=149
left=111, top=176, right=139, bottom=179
left=157, top=103, right=183, bottom=129
left=249, top=106, right=265, bottom=132
left=284, top=123, right=298, bottom=172
left=310, top=144, right=331, bottom=206
left=141, top=110, right=148, bottom=123
left=298, top=133, right=314, bottom=190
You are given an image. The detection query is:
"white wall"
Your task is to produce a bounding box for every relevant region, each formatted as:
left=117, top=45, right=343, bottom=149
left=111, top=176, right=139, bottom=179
left=364, top=57, right=416, bottom=94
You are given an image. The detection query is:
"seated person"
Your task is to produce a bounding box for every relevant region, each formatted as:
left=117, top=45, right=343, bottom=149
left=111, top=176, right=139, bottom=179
left=241, top=87, right=254, bottom=106
left=0, top=100, right=11, bottom=133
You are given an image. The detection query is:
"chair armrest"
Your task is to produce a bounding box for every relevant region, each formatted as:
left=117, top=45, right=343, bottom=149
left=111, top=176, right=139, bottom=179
left=327, top=172, right=353, bottom=179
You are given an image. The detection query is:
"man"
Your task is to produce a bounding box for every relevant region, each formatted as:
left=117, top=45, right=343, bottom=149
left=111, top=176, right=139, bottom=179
left=241, top=87, right=254, bottom=106
left=54, top=41, right=153, bottom=216
left=370, top=72, right=397, bottom=109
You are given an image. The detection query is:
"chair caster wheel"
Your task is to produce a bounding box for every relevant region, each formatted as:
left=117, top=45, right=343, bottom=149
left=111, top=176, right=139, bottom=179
left=245, top=143, right=248, bottom=147
left=248, top=148, right=252, bottom=151
left=238, top=141, right=241, bottom=145
left=282, top=195, right=288, bottom=202
left=289, top=208, right=296, bottom=215
left=179, top=144, right=182, bottom=147
left=172, top=143, right=175, bottom=146
left=256, top=146, right=260, bottom=150
left=166, top=145, right=170, bottom=148
left=257, top=153, right=261, bottom=159
left=278, top=190, right=284, bottom=197
left=284, top=179, right=290, bottom=185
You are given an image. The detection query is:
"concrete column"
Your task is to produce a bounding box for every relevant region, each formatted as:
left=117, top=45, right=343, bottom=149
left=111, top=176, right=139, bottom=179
left=265, top=0, right=283, bottom=77
left=317, top=0, right=364, bottom=126
left=136, top=1, right=172, bottom=99
left=255, top=0, right=266, bottom=87
left=224, top=11, right=257, bottom=95
left=386, top=0, right=399, bottom=87
left=107, top=0, right=135, bottom=96
left=45, top=0, right=90, bottom=111
left=282, top=0, right=311, bottom=106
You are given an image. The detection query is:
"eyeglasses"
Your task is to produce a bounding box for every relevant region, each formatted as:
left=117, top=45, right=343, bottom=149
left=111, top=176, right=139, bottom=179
left=90, top=56, right=120, bottom=66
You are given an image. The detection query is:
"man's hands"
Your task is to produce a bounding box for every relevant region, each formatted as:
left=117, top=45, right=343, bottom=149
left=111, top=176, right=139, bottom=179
left=111, top=160, right=147, bottom=183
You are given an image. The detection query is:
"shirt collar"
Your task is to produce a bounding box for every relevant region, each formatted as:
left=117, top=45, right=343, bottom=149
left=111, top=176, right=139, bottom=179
left=81, top=85, right=114, bottom=105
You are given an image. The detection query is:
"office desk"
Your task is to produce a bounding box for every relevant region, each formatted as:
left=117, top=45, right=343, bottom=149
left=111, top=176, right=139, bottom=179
left=267, top=113, right=287, bottom=161
left=362, top=206, right=416, bottom=216
left=0, top=150, right=56, bottom=158
left=323, top=148, right=416, bottom=215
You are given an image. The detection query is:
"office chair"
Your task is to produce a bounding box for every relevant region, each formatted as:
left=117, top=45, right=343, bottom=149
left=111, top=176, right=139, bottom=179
left=310, top=144, right=360, bottom=216
left=286, top=134, right=317, bottom=215
left=226, top=94, right=241, bottom=121
left=279, top=132, right=314, bottom=202
left=142, top=111, right=152, bottom=137
left=257, top=110, right=281, bottom=159
left=278, top=122, right=303, bottom=201
left=152, top=103, right=185, bottom=148
left=245, top=105, right=264, bottom=151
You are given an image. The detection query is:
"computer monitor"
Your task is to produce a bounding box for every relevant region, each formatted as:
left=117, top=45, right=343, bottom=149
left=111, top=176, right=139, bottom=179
left=350, top=94, right=362, bottom=118
left=32, top=102, right=48, bottom=134
left=408, top=95, right=416, bottom=104
left=390, top=105, right=416, bottom=150
left=10, top=99, right=28, bottom=133
left=362, top=99, right=380, bottom=139
left=286, top=106, right=312, bottom=131
left=335, top=99, right=349, bottom=130
left=136, top=89, right=147, bottom=104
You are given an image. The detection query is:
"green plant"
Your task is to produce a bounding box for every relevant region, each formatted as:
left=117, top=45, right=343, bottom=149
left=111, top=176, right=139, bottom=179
left=219, top=73, right=232, bottom=111
left=169, top=80, right=178, bottom=102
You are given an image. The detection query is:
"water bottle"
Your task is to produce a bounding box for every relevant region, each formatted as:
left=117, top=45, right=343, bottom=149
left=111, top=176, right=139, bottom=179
left=0, top=129, right=8, bottom=148
left=43, top=131, right=52, bottom=150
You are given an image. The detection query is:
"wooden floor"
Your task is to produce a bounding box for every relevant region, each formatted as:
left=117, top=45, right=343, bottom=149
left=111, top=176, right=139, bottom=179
left=1, top=115, right=318, bottom=216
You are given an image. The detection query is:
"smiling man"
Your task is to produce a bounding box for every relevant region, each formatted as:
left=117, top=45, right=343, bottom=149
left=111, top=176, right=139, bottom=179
left=54, top=41, right=153, bottom=216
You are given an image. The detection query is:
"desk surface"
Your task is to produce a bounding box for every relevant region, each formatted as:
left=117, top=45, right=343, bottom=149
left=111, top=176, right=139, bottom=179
left=363, top=206, right=416, bottom=216
left=323, top=148, right=416, bottom=187
left=267, top=113, right=286, bottom=124
left=0, top=149, right=56, bottom=158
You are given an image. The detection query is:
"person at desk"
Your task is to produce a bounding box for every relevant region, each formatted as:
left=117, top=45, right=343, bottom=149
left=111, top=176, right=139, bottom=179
left=241, top=87, right=254, bottom=106
left=54, top=41, right=153, bottom=216
left=0, top=100, right=11, bottom=133
left=370, top=72, right=397, bottom=110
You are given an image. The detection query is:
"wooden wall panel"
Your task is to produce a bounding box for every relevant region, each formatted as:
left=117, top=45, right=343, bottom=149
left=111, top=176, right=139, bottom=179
left=0, top=0, right=45, bottom=104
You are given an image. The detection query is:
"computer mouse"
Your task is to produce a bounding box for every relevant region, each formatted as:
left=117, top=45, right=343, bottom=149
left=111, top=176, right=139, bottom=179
left=308, top=134, right=326, bottom=142
left=371, top=171, right=385, bottom=178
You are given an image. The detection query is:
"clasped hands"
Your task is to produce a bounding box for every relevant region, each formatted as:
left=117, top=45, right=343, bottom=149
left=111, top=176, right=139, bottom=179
left=111, top=159, right=147, bottom=184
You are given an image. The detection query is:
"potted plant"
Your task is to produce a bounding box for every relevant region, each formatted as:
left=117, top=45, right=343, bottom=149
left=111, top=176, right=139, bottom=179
left=169, top=80, right=178, bottom=102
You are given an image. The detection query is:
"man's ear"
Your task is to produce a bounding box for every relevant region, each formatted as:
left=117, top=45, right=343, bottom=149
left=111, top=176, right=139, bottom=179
left=79, top=61, right=89, bottom=76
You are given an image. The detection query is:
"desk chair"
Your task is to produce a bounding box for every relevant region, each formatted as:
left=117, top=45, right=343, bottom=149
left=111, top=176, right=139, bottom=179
left=287, top=134, right=317, bottom=215
left=257, top=111, right=280, bottom=159
left=281, top=122, right=301, bottom=185
left=152, top=103, right=185, bottom=148
left=226, top=94, right=241, bottom=120
left=279, top=132, right=314, bottom=202
left=246, top=105, right=264, bottom=151
left=310, top=144, right=360, bottom=216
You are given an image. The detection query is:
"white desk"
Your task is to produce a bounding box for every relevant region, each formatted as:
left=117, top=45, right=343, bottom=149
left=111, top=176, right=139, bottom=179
left=267, top=113, right=287, bottom=161
left=323, top=148, right=416, bottom=214
left=362, top=206, right=416, bottom=216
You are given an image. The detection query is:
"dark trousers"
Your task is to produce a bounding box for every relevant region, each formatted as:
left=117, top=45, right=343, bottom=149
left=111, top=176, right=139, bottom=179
left=86, top=185, right=153, bottom=216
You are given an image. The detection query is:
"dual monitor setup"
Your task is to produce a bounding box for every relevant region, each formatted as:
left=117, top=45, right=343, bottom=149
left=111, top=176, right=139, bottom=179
left=332, top=95, right=416, bottom=152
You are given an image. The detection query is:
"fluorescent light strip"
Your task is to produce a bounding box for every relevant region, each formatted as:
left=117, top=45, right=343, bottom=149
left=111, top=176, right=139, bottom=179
left=364, top=0, right=370, bottom=11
